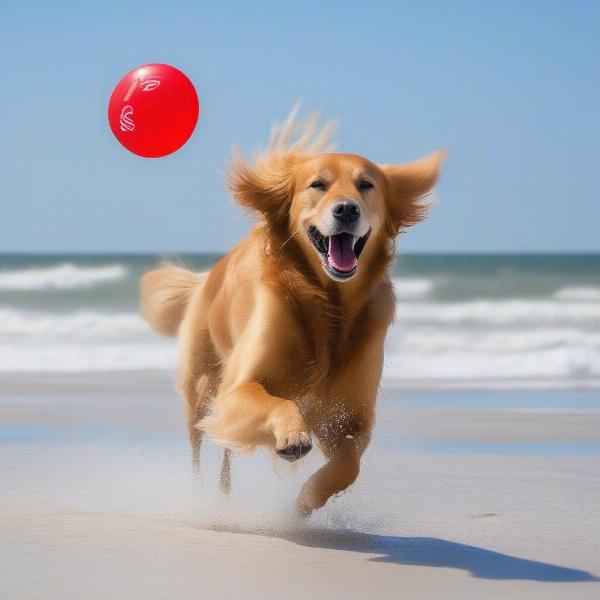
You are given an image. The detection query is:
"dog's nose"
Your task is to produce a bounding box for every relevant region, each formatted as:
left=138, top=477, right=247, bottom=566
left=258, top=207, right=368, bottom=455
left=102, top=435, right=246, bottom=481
left=332, top=201, right=361, bottom=224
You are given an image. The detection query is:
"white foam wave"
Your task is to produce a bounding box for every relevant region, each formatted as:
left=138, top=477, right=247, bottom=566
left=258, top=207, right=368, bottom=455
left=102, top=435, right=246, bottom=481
left=0, top=308, right=148, bottom=338
left=383, top=323, right=600, bottom=387
left=554, top=286, right=600, bottom=302
left=387, top=328, right=600, bottom=353
left=0, top=343, right=176, bottom=372
left=1, top=302, right=599, bottom=387
left=391, top=278, right=435, bottom=299
left=0, top=308, right=175, bottom=372
left=384, top=346, right=600, bottom=383
left=395, top=300, right=600, bottom=324
left=0, top=263, right=127, bottom=290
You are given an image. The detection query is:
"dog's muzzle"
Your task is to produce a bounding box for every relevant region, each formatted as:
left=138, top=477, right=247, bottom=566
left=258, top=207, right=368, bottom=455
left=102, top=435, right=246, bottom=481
left=308, top=225, right=371, bottom=281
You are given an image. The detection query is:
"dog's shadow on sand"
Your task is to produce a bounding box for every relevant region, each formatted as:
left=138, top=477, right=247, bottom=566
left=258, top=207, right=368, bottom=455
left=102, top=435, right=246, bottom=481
left=205, top=524, right=599, bottom=583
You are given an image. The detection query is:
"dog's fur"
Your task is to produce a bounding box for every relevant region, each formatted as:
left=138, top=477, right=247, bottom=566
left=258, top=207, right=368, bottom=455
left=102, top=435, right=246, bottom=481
left=141, top=110, right=445, bottom=515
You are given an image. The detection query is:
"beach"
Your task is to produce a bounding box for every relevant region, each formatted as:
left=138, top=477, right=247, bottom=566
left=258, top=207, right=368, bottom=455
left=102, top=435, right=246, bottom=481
left=3, top=0, right=600, bottom=594
left=1, top=371, right=599, bottom=599
left=1, top=253, right=599, bottom=598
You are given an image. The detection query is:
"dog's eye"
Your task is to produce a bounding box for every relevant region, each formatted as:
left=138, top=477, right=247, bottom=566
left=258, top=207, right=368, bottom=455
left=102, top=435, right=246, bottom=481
left=309, top=180, right=326, bottom=191
left=358, top=179, right=374, bottom=191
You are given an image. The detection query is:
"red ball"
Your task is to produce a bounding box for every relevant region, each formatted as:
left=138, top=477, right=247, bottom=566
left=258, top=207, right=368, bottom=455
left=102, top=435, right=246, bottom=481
left=108, top=63, right=199, bottom=158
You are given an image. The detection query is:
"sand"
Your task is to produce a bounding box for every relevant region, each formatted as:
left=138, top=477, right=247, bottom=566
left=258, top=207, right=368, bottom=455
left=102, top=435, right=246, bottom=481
left=1, top=371, right=599, bottom=599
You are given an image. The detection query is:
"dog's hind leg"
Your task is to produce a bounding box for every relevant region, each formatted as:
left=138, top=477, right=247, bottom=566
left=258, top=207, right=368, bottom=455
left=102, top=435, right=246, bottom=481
left=182, top=374, right=211, bottom=474
left=178, top=323, right=214, bottom=475
left=219, top=448, right=232, bottom=494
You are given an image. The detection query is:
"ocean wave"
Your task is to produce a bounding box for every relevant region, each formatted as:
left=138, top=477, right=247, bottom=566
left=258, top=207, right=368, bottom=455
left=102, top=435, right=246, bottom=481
left=0, top=308, right=149, bottom=337
left=554, top=286, right=600, bottom=302
left=0, top=263, right=127, bottom=291
left=395, top=300, right=600, bottom=324
left=2, top=338, right=598, bottom=384
left=384, top=346, right=600, bottom=382
left=391, top=277, right=435, bottom=299
left=387, top=328, right=600, bottom=352
left=1, top=302, right=599, bottom=387
left=0, top=343, right=176, bottom=372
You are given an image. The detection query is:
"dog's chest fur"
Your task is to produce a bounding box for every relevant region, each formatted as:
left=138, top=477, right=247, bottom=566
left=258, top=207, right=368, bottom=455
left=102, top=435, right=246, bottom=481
left=275, top=276, right=394, bottom=395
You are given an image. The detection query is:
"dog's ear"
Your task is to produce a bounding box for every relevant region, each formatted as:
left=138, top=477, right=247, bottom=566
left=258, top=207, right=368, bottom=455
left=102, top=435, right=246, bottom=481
left=379, top=150, right=447, bottom=235
left=228, top=149, right=300, bottom=227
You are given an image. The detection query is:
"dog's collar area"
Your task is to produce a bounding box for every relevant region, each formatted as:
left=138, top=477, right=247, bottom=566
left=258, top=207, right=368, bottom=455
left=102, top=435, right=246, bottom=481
left=307, top=226, right=371, bottom=281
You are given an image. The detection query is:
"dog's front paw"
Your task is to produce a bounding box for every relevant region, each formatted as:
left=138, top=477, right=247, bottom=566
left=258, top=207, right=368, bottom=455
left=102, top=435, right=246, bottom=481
left=276, top=431, right=312, bottom=462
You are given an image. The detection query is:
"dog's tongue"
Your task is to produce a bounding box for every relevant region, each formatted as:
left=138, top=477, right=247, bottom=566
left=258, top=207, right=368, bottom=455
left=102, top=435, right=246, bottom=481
left=328, top=233, right=356, bottom=272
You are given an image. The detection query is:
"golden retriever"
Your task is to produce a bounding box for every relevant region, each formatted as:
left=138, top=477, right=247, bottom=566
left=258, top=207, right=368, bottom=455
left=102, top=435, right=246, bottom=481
left=140, top=110, right=444, bottom=515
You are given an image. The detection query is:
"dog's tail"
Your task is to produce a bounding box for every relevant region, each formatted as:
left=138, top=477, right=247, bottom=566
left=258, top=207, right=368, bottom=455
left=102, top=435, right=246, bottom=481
left=140, top=266, right=207, bottom=336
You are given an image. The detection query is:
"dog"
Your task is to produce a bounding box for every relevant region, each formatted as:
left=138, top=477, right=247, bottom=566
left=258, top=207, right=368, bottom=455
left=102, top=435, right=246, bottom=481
left=140, top=109, right=445, bottom=515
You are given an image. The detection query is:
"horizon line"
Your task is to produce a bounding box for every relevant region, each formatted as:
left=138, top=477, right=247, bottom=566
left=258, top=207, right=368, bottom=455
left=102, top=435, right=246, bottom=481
left=1, top=250, right=599, bottom=257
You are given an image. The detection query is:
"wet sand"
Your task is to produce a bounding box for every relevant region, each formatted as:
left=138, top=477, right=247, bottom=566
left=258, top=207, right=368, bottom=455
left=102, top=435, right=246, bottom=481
left=1, top=372, right=599, bottom=599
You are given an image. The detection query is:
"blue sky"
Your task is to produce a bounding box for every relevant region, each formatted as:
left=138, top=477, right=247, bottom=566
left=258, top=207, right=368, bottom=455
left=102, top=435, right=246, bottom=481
left=1, top=0, right=599, bottom=253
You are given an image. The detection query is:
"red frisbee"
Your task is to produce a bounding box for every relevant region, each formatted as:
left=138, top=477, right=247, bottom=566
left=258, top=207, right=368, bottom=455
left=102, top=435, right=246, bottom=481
left=108, top=63, right=199, bottom=158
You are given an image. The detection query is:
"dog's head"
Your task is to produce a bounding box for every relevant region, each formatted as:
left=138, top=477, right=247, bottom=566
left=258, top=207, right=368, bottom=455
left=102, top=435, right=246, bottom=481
left=229, top=113, right=445, bottom=283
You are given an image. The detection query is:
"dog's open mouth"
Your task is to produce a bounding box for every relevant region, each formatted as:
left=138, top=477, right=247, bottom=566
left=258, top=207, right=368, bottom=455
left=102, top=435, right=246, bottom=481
left=308, top=226, right=371, bottom=280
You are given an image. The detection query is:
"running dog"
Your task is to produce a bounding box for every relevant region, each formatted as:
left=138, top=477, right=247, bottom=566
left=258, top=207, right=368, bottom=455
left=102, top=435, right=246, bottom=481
left=141, top=110, right=445, bottom=515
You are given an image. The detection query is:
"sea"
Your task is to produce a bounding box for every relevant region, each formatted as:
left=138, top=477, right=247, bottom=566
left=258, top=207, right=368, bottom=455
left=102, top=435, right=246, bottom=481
left=1, top=253, right=599, bottom=390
